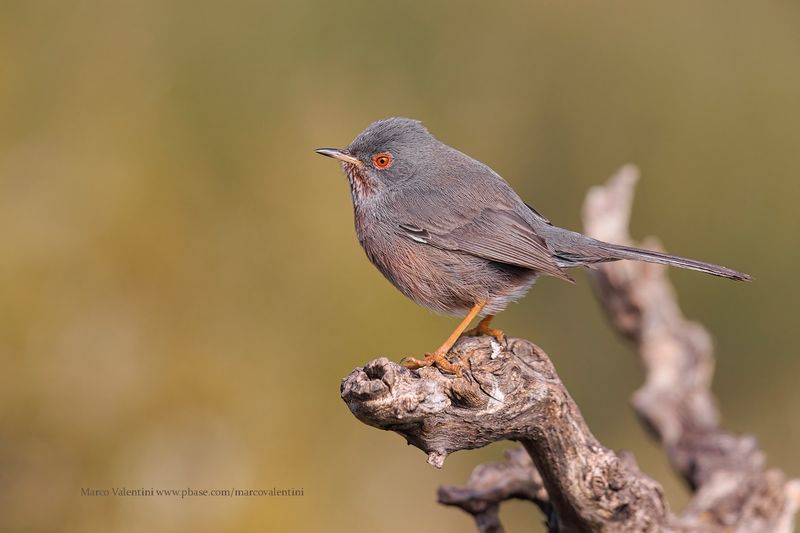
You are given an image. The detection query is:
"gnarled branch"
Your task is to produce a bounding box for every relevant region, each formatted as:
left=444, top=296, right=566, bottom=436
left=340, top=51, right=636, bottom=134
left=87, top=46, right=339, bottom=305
left=582, top=165, right=800, bottom=532
left=341, top=337, right=667, bottom=532
left=437, top=446, right=551, bottom=533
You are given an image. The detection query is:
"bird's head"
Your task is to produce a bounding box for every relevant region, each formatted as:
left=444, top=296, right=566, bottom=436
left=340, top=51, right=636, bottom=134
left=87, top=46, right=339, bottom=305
left=316, top=117, right=438, bottom=205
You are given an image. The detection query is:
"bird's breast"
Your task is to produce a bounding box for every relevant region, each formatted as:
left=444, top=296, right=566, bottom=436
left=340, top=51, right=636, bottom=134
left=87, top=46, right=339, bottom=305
left=354, top=209, right=454, bottom=313
left=353, top=207, right=535, bottom=316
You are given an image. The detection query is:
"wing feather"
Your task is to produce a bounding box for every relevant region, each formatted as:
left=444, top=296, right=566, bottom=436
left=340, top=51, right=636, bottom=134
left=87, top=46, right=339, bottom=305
left=399, top=207, right=574, bottom=282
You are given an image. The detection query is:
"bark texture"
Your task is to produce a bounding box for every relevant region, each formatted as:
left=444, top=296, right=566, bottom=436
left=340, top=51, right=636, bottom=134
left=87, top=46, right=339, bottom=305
left=581, top=165, right=800, bottom=532
left=340, top=166, right=800, bottom=532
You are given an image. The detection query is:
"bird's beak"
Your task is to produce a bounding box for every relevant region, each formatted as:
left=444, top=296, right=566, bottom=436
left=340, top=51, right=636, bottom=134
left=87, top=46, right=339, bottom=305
left=315, top=148, right=362, bottom=166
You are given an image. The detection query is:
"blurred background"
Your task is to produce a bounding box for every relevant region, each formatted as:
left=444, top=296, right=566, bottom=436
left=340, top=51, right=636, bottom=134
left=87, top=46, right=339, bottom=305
left=1, top=1, right=798, bottom=531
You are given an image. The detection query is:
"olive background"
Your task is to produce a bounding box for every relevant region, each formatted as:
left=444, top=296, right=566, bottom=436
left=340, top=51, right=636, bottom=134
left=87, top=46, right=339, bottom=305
left=1, top=1, right=798, bottom=532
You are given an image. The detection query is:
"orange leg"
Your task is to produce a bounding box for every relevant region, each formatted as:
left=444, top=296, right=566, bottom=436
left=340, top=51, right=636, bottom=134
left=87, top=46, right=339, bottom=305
left=401, top=302, right=485, bottom=375
left=464, top=314, right=505, bottom=344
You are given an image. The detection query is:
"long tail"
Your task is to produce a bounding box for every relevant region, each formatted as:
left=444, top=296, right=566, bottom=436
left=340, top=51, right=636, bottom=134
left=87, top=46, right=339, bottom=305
left=553, top=238, right=751, bottom=282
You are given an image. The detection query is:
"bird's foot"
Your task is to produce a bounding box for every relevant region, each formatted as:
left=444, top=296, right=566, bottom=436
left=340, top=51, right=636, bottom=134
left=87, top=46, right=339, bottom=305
left=464, top=316, right=506, bottom=345
left=401, top=351, right=462, bottom=376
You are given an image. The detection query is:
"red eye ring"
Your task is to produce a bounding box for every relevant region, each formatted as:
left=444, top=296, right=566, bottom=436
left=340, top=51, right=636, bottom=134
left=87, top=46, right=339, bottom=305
left=372, top=152, right=393, bottom=169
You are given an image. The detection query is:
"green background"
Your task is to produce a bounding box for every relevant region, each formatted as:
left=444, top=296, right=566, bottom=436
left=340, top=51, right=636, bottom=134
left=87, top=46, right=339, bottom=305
left=1, top=1, right=798, bottom=531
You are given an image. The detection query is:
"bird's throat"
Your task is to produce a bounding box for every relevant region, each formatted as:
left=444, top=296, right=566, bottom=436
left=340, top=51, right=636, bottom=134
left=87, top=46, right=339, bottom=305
left=343, top=162, right=378, bottom=205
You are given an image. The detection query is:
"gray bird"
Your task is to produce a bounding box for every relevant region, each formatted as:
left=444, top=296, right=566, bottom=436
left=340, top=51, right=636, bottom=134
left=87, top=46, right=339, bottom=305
left=316, top=118, right=750, bottom=374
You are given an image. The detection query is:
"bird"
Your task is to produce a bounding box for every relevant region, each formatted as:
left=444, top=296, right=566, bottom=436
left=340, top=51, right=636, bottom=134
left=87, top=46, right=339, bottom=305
left=316, top=118, right=750, bottom=374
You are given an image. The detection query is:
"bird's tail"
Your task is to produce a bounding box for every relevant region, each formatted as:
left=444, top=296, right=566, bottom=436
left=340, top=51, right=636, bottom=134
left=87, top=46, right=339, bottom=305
left=554, top=238, right=751, bottom=282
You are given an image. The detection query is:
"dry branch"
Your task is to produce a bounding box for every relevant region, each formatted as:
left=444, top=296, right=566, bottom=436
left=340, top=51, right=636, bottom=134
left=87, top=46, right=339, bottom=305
left=341, top=336, right=668, bottom=532
left=340, top=166, right=800, bottom=532
left=582, top=165, right=800, bottom=532
left=438, top=446, right=551, bottom=533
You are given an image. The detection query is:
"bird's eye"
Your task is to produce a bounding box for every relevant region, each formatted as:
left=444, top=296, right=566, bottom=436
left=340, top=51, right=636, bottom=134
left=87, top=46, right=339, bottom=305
left=372, top=152, right=393, bottom=169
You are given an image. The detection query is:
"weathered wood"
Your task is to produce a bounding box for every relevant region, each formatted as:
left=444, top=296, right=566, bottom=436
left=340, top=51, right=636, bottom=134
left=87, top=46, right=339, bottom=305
left=582, top=165, right=800, bottom=532
left=341, top=336, right=669, bottom=532
left=438, top=447, right=551, bottom=533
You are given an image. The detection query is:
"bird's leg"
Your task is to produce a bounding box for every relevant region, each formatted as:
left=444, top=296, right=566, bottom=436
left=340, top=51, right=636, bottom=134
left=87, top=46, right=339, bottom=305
left=463, top=314, right=506, bottom=344
left=401, top=302, right=485, bottom=376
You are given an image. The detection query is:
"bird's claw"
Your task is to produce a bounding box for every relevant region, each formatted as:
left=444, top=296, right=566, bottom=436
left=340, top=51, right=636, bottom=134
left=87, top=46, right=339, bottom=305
left=401, top=353, right=463, bottom=376
left=464, top=325, right=506, bottom=346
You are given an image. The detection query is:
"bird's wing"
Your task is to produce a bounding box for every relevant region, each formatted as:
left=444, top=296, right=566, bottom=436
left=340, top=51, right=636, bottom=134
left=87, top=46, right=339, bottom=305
left=398, top=206, right=574, bottom=283
left=524, top=202, right=553, bottom=226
